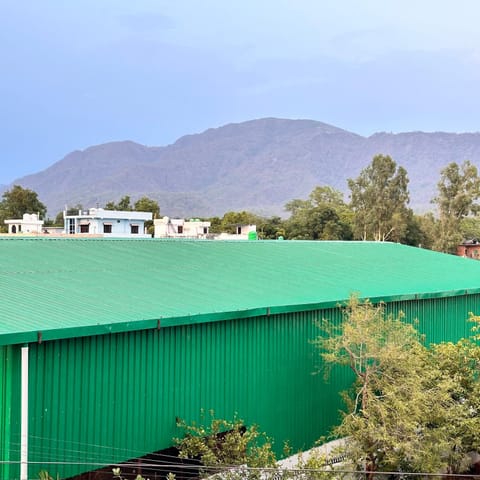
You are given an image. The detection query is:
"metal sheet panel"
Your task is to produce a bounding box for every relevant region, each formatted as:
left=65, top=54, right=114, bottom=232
left=0, top=346, right=21, bottom=480
left=25, top=308, right=350, bottom=479
left=22, top=293, right=480, bottom=479
left=2, top=238, right=480, bottom=345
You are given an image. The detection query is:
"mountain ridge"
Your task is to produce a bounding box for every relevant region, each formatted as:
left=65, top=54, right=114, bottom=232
left=8, top=118, right=480, bottom=217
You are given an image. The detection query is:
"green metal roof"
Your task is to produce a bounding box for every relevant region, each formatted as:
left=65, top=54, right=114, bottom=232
left=2, top=237, right=480, bottom=345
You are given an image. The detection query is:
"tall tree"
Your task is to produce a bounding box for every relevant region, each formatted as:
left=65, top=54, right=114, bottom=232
left=0, top=185, right=47, bottom=232
left=316, top=296, right=480, bottom=475
left=432, top=161, right=480, bottom=253
left=348, top=155, right=410, bottom=242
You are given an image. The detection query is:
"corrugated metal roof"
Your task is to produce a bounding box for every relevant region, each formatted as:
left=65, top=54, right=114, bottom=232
left=2, top=237, right=480, bottom=345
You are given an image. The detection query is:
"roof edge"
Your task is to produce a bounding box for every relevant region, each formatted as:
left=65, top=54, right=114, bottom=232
left=1, top=288, right=479, bottom=346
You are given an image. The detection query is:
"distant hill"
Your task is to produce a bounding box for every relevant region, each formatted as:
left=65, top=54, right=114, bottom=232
left=8, top=118, right=480, bottom=217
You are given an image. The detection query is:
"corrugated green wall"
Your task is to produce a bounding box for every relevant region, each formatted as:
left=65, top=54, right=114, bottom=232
left=26, top=308, right=351, bottom=479
left=4, top=293, right=480, bottom=479
left=0, top=346, right=21, bottom=480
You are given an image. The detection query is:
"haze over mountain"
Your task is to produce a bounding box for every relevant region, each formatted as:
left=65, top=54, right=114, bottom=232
left=6, top=118, right=480, bottom=218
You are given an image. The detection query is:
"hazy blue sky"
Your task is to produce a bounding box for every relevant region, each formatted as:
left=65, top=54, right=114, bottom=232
left=2, top=0, right=480, bottom=184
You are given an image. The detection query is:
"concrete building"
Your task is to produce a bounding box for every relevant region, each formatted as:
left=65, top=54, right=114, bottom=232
left=214, top=224, right=257, bottom=240
left=154, top=216, right=210, bottom=238
left=4, top=213, right=44, bottom=234
left=64, top=207, right=152, bottom=237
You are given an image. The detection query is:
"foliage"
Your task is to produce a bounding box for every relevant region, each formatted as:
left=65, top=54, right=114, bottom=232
left=134, top=196, right=160, bottom=218
left=174, top=410, right=277, bottom=477
left=432, top=161, right=480, bottom=253
left=208, top=211, right=286, bottom=239
left=104, top=195, right=159, bottom=234
left=37, top=471, right=59, bottom=480
left=315, top=295, right=480, bottom=475
left=112, top=467, right=148, bottom=480
left=0, top=185, right=47, bottom=232
left=209, top=211, right=258, bottom=234
left=284, top=186, right=353, bottom=240
left=105, top=195, right=133, bottom=211
left=134, top=196, right=160, bottom=234
left=348, top=155, right=410, bottom=242
left=460, top=216, right=480, bottom=240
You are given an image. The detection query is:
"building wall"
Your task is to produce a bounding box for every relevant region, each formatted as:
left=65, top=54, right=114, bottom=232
left=4, top=293, right=480, bottom=479
left=0, top=346, right=21, bottom=480
left=457, top=244, right=480, bottom=259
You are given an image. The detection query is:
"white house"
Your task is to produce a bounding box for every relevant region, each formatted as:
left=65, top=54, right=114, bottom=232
left=214, top=224, right=257, bottom=240
left=4, top=213, right=44, bottom=234
left=64, top=208, right=152, bottom=238
left=154, top=216, right=210, bottom=238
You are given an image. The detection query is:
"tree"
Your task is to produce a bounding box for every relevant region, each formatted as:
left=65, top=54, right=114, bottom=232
left=105, top=195, right=132, bottom=211
left=174, top=410, right=277, bottom=478
left=0, top=185, right=47, bottom=232
left=348, top=155, right=410, bottom=242
left=432, top=161, right=480, bottom=253
left=315, top=296, right=480, bottom=475
left=285, top=186, right=353, bottom=240
left=134, top=196, right=160, bottom=234
left=207, top=211, right=253, bottom=234
left=134, top=196, right=160, bottom=218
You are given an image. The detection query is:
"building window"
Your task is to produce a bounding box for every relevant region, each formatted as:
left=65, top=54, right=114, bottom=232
left=237, top=226, right=242, bottom=235
left=103, top=224, right=112, bottom=233
left=80, top=224, right=89, bottom=233
left=68, top=218, right=75, bottom=234
left=203, top=227, right=208, bottom=234
left=12, top=225, right=16, bottom=234
left=177, top=225, right=184, bottom=234
left=131, top=225, right=139, bottom=234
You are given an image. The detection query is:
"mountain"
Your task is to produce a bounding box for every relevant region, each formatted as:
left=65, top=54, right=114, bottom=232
left=9, top=118, right=480, bottom=217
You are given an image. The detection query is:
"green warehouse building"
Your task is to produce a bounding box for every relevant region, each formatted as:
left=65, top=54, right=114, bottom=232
left=1, top=238, right=480, bottom=479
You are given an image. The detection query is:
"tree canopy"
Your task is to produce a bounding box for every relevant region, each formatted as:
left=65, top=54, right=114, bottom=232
left=432, top=161, right=480, bottom=253
left=284, top=186, right=353, bottom=240
left=0, top=185, right=47, bottom=232
left=315, top=296, right=480, bottom=475
left=348, top=155, right=410, bottom=242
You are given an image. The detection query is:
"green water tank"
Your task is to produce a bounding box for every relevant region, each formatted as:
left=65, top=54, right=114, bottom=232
left=248, top=231, right=258, bottom=240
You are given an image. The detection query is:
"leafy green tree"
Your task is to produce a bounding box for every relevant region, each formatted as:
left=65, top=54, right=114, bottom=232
left=348, top=155, right=410, bottom=242
left=217, top=211, right=258, bottom=234
left=0, top=185, right=47, bottom=232
left=432, top=161, right=480, bottom=253
left=428, top=338, right=480, bottom=473
left=105, top=195, right=132, bottom=211
left=315, top=296, right=480, bottom=475
left=175, top=410, right=277, bottom=478
left=134, top=196, right=160, bottom=218
left=460, top=216, right=480, bottom=240
left=256, top=215, right=285, bottom=240
left=285, top=186, right=353, bottom=240
left=134, top=196, right=160, bottom=234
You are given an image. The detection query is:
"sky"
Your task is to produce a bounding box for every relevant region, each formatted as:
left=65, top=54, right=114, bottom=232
left=2, top=0, right=480, bottom=184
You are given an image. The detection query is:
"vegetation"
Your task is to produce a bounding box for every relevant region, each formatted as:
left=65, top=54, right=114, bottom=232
left=348, top=154, right=411, bottom=242
left=0, top=185, right=47, bottom=232
left=315, top=296, right=480, bottom=475
left=104, top=195, right=160, bottom=233
left=174, top=410, right=277, bottom=475
left=208, top=211, right=285, bottom=239
left=8, top=154, right=480, bottom=249
left=432, top=161, right=480, bottom=252
left=285, top=186, right=352, bottom=240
